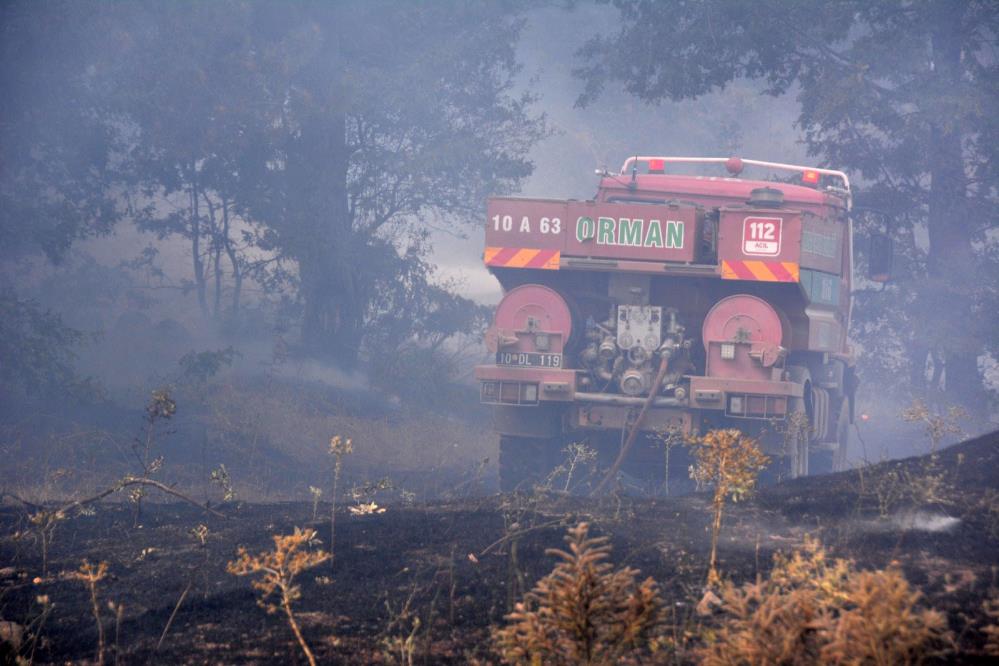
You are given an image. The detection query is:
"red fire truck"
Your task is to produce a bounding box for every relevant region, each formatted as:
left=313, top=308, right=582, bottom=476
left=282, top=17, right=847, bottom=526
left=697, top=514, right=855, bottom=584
left=474, top=156, right=859, bottom=491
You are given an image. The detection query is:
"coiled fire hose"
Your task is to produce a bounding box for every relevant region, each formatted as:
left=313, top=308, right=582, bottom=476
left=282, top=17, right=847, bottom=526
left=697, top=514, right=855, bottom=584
left=591, top=352, right=672, bottom=496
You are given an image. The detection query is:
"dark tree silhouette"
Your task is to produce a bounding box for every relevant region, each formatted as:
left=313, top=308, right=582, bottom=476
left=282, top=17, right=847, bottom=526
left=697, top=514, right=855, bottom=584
left=576, top=0, right=999, bottom=418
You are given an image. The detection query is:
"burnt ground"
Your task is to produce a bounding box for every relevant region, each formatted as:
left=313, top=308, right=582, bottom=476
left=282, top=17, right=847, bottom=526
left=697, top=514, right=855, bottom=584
left=2, top=429, right=998, bottom=664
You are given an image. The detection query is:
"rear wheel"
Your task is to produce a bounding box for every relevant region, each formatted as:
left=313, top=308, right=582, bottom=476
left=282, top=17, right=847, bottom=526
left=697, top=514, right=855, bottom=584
left=783, top=366, right=812, bottom=480
left=498, top=435, right=560, bottom=492
left=810, top=399, right=848, bottom=475
left=833, top=400, right=849, bottom=472
left=785, top=397, right=809, bottom=479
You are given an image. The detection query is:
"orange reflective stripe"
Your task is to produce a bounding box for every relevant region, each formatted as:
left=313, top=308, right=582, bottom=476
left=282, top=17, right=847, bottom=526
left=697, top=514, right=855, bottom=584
left=484, top=247, right=560, bottom=270
left=506, top=248, right=541, bottom=268
left=540, top=251, right=561, bottom=269
left=745, top=260, right=777, bottom=281
left=721, top=259, right=799, bottom=282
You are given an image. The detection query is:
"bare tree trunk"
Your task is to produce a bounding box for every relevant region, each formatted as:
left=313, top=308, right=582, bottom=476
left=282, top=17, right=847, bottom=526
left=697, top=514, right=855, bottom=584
left=295, top=107, right=363, bottom=366
left=282, top=18, right=366, bottom=367
left=221, top=197, right=242, bottom=318
left=202, top=192, right=224, bottom=320
left=213, top=235, right=223, bottom=321
left=189, top=168, right=209, bottom=318
left=926, top=6, right=986, bottom=419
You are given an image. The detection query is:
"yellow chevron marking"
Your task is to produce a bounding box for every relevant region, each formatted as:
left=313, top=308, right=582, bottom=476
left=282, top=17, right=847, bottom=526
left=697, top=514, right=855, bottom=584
left=721, top=260, right=739, bottom=279
left=783, top=262, right=800, bottom=281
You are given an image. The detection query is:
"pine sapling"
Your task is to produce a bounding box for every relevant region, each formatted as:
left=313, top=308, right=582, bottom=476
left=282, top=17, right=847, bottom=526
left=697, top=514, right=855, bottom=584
left=493, top=522, right=663, bottom=665
left=983, top=595, right=999, bottom=657
left=698, top=537, right=952, bottom=664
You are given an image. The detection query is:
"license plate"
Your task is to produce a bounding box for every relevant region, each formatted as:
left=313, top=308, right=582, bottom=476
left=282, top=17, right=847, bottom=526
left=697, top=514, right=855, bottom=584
left=496, top=352, right=562, bottom=368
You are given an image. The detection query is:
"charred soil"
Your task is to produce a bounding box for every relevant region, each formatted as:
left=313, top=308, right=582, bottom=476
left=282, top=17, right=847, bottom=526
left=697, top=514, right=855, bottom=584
left=2, top=430, right=998, bottom=663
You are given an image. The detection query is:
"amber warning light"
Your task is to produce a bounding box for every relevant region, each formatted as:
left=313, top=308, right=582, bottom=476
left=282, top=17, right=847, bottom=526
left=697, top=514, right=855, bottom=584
left=802, top=169, right=821, bottom=185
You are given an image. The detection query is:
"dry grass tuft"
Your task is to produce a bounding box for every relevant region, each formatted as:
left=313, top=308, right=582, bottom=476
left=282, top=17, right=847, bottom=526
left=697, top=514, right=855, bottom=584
left=698, top=537, right=952, bottom=665
left=493, top=522, right=663, bottom=665
left=74, top=559, right=109, bottom=666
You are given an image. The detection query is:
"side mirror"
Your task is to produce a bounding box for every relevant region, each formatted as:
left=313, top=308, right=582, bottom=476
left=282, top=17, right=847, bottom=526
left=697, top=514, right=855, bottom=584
left=868, top=233, right=893, bottom=282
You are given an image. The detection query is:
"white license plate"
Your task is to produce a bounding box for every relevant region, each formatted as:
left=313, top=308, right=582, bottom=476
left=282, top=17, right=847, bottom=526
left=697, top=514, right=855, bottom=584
left=495, top=352, right=562, bottom=368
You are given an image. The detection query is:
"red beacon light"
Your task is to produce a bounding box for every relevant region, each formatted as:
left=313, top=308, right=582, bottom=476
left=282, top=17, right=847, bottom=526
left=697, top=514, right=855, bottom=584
left=802, top=169, right=821, bottom=185
left=648, top=158, right=666, bottom=173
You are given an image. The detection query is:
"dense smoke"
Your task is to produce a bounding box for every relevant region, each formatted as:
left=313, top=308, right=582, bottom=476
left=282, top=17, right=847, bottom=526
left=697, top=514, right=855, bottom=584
left=1, top=1, right=996, bottom=501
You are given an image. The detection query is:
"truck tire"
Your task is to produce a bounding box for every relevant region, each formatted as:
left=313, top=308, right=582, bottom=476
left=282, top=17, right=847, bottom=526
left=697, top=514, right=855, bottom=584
left=810, top=399, right=848, bottom=475
left=499, top=435, right=560, bottom=493
left=785, top=397, right=809, bottom=479
left=784, top=366, right=812, bottom=480
left=833, top=399, right=849, bottom=472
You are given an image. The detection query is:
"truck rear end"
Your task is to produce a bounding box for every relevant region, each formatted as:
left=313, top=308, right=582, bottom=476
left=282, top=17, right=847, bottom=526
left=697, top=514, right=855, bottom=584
left=475, top=156, right=856, bottom=491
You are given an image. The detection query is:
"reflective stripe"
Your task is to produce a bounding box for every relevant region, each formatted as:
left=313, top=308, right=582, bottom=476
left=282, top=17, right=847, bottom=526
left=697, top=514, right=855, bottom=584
left=721, top=260, right=799, bottom=282
left=485, top=247, right=560, bottom=270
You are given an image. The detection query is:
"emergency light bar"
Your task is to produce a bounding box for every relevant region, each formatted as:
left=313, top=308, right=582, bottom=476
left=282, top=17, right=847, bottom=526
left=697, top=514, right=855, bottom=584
left=619, top=156, right=852, bottom=209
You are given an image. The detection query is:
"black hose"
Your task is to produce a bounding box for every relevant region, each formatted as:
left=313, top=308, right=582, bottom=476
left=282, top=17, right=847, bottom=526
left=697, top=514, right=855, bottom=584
left=590, top=353, right=672, bottom=496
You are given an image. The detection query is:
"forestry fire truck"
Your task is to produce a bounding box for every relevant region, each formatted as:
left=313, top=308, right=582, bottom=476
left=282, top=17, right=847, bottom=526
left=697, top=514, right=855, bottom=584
left=474, top=156, right=860, bottom=491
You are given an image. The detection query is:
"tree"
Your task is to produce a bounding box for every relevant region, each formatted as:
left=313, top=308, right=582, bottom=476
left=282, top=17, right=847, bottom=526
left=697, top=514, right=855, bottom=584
left=103, top=1, right=279, bottom=323
left=0, top=1, right=122, bottom=265
left=0, top=1, right=124, bottom=398
left=103, top=2, right=545, bottom=365
left=238, top=1, right=546, bottom=366
left=576, top=0, right=999, bottom=419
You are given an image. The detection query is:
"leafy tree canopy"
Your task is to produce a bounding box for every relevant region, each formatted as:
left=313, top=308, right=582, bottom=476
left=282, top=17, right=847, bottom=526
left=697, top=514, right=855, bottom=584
left=0, top=1, right=122, bottom=263
left=98, top=0, right=547, bottom=365
left=577, top=0, right=999, bottom=417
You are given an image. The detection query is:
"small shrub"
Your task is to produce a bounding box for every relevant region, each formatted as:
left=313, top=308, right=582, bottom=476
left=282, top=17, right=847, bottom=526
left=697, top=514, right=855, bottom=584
left=901, top=399, right=966, bottom=454
left=493, top=522, right=663, bottom=665
left=74, top=560, right=109, bottom=666
left=227, top=527, right=330, bottom=666
left=131, top=389, right=176, bottom=527
left=688, top=429, right=769, bottom=585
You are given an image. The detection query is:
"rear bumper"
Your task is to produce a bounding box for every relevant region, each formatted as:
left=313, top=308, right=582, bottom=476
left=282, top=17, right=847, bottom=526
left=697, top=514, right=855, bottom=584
left=688, top=375, right=803, bottom=418
left=475, top=366, right=804, bottom=420
left=474, top=365, right=577, bottom=404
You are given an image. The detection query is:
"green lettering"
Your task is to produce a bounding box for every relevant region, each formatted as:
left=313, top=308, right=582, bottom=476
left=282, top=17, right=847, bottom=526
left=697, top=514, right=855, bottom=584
left=617, top=218, right=643, bottom=247
left=643, top=220, right=663, bottom=248
left=665, top=220, right=684, bottom=249
left=575, top=216, right=594, bottom=242
left=597, top=217, right=616, bottom=245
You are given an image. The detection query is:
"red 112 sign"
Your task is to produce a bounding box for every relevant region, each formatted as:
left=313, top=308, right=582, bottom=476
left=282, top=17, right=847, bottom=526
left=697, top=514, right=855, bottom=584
left=742, top=216, right=782, bottom=256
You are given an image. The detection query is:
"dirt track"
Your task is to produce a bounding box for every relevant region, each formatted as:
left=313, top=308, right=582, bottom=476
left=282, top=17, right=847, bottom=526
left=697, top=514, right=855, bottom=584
left=2, top=430, right=998, bottom=663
